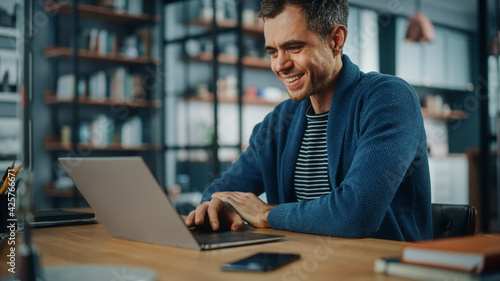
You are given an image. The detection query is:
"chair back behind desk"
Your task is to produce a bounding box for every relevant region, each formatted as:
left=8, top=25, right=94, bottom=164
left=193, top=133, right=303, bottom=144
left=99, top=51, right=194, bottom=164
left=1, top=210, right=407, bottom=281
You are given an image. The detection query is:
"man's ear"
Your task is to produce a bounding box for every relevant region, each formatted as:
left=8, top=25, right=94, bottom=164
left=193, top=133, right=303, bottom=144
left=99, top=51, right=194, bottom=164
left=330, top=25, right=348, bottom=56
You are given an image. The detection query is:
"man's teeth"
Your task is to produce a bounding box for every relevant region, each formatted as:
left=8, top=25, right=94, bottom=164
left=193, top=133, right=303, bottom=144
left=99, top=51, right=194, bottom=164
left=285, top=76, right=300, bottom=83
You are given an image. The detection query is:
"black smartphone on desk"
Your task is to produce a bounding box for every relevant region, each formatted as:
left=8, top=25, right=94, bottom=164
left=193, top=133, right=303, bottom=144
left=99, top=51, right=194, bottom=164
left=222, top=252, right=300, bottom=272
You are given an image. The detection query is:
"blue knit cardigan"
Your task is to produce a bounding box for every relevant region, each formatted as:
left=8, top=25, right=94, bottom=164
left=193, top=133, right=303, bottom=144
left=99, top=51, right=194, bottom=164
left=202, top=55, right=432, bottom=242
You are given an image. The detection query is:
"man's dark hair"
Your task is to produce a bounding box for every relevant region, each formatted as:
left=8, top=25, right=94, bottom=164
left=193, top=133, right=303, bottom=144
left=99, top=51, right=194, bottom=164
left=258, top=0, right=349, bottom=38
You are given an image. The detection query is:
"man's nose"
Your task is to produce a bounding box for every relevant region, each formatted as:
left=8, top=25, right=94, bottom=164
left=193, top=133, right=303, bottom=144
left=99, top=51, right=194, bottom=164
left=273, top=53, right=293, bottom=73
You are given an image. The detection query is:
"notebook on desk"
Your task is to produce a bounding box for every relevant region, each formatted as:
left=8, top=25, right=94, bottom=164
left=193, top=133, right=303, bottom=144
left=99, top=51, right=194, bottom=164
left=33, top=209, right=97, bottom=227
left=58, top=157, right=283, bottom=250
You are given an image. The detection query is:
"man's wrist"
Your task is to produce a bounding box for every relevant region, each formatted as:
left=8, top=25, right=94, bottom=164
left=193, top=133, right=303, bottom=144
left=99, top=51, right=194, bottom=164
left=263, top=206, right=275, bottom=227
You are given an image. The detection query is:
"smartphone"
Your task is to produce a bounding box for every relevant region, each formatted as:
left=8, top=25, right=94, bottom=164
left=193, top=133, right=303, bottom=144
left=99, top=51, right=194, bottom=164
left=221, top=252, right=300, bottom=272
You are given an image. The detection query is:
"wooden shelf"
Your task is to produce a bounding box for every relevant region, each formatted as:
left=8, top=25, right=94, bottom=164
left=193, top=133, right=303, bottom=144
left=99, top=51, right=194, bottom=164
left=189, top=17, right=237, bottom=29
left=188, top=52, right=270, bottom=69
left=44, top=46, right=161, bottom=65
left=44, top=1, right=160, bottom=24
left=44, top=136, right=162, bottom=152
left=421, top=108, right=468, bottom=120
left=188, top=17, right=264, bottom=36
left=242, top=23, right=265, bottom=36
left=44, top=182, right=82, bottom=198
left=186, top=94, right=284, bottom=106
left=44, top=91, right=162, bottom=108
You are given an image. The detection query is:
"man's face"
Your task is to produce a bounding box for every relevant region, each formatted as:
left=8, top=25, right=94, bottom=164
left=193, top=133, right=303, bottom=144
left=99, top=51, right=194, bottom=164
left=264, top=5, right=338, bottom=102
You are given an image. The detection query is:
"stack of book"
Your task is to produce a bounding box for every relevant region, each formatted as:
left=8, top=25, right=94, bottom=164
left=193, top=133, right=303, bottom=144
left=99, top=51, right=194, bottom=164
left=121, top=116, right=144, bottom=147
left=374, top=235, right=500, bottom=281
left=56, top=68, right=145, bottom=100
left=79, top=27, right=151, bottom=59
left=74, top=115, right=145, bottom=147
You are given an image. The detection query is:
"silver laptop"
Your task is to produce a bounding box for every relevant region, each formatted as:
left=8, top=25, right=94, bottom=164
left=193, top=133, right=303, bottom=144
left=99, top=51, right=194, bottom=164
left=59, top=157, right=283, bottom=250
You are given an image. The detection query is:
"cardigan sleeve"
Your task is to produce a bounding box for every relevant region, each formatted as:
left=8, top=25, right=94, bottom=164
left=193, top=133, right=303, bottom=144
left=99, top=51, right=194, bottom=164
left=200, top=113, right=277, bottom=202
left=200, top=142, right=265, bottom=203
left=267, top=77, right=427, bottom=239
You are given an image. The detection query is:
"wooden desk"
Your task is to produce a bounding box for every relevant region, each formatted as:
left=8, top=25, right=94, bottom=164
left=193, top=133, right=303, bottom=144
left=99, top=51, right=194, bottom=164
left=1, top=220, right=410, bottom=280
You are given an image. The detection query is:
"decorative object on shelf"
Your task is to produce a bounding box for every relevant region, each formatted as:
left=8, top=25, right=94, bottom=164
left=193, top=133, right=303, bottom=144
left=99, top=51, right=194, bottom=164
left=89, top=114, right=115, bottom=147
left=243, top=38, right=260, bottom=58
left=424, top=118, right=448, bottom=157
left=0, top=4, right=17, bottom=28
left=79, top=122, right=90, bottom=144
left=421, top=95, right=468, bottom=120
left=242, top=9, right=256, bottom=26
left=258, top=87, right=286, bottom=102
left=185, top=39, right=202, bottom=57
left=60, top=125, right=71, bottom=146
left=196, top=83, right=210, bottom=99
left=405, top=0, right=434, bottom=43
left=121, top=116, right=144, bottom=148
left=0, top=118, right=21, bottom=157
left=222, top=42, right=238, bottom=57
left=0, top=71, right=9, bottom=92
left=0, top=54, right=18, bottom=93
left=216, top=75, right=237, bottom=99
left=54, top=175, right=74, bottom=190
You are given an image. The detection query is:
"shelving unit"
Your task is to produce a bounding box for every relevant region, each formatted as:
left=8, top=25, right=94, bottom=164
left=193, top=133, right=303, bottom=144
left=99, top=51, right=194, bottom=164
left=44, top=90, right=162, bottom=108
left=44, top=46, right=161, bottom=65
left=44, top=1, right=161, bottom=24
left=42, top=0, right=164, bottom=205
left=0, top=1, right=22, bottom=173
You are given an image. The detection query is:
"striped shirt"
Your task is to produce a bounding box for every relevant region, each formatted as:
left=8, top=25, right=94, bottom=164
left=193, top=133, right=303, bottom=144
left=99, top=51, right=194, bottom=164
left=294, top=109, right=331, bottom=201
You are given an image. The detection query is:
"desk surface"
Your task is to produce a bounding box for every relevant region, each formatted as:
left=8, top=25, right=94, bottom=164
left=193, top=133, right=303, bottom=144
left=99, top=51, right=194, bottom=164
left=1, top=217, right=411, bottom=281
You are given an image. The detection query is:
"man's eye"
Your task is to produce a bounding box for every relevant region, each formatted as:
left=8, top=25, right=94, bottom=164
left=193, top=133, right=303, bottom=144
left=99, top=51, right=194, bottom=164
left=267, top=50, right=277, bottom=56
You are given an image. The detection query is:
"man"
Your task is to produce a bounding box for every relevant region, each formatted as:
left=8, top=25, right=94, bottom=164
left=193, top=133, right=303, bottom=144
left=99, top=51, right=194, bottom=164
left=185, top=0, right=432, bottom=241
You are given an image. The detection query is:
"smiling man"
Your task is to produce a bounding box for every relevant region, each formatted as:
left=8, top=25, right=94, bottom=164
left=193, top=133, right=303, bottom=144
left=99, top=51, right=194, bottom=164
left=185, top=0, right=433, bottom=242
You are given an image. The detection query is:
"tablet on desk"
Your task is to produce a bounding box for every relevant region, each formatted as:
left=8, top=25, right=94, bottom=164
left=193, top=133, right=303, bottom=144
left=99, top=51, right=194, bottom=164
left=32, top=209, right=97, bottom=228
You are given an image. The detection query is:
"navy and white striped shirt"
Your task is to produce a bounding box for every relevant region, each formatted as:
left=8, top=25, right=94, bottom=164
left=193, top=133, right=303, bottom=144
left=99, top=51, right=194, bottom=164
left=294, top=109, right=331, bottom=201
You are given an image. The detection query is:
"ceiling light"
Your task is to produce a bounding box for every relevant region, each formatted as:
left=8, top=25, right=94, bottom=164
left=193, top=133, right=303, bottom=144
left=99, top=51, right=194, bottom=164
left=405, top=0, right=435, bottom=43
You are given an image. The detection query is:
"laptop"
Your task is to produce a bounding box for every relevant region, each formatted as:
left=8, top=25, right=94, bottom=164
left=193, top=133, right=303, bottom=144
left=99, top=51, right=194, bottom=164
left=58, top=157, right=283, bottom=250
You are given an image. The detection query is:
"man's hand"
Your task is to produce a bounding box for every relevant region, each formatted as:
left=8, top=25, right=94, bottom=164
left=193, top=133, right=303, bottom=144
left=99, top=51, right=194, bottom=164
left=185, top=197, right=245, bottom=231
left=212, top=192, right=274, bottom=228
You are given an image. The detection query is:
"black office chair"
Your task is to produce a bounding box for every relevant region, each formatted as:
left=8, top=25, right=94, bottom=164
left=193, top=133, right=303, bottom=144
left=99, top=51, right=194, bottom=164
left=431, top=203, right=477, bottom=239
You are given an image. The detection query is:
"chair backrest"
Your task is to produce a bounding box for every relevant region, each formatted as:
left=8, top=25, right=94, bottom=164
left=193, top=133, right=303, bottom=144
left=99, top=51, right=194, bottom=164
left=431, top=203, right=477, bottom=239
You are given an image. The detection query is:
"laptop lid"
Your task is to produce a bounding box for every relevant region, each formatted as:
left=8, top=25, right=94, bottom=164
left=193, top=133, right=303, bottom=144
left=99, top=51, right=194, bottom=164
left=59, top=157, right=201, bottom=250
left=59, top=157, right=283, bottom=250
